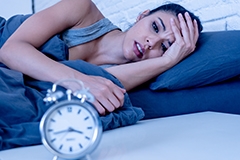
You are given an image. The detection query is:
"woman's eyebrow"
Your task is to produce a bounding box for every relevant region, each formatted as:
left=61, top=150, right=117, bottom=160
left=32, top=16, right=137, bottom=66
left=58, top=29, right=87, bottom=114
left=158, top=17, right=166, bottom=31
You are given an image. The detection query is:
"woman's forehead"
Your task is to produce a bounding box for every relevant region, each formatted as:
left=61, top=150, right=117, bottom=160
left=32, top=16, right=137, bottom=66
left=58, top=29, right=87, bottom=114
left=148, top=11, right=180, bottom=28
left=149, top=11, right=176, bottom=20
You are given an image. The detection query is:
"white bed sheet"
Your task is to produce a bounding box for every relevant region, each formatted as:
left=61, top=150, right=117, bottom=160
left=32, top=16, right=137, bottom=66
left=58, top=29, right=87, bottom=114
left=1, top=111, right=240, bottom=160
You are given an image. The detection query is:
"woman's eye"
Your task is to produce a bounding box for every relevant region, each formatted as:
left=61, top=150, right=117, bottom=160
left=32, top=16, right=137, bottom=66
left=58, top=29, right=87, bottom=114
left=152, top=22, right=159, bottom=33
left=161, top=43, right=167, bottom=52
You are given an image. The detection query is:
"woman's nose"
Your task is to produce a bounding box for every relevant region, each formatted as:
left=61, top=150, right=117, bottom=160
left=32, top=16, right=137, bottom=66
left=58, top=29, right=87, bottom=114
left=146, top=36, right=161, bottom=50
left=146, top=39, right=152, bottom=49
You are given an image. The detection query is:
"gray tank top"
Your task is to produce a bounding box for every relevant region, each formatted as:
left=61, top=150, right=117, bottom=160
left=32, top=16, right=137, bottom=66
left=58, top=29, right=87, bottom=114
left=62, top=18, right=119, bottom=48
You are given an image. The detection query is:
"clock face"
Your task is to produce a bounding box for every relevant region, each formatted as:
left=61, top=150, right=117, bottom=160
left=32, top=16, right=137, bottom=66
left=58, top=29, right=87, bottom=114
left=40, top=101, right=102, bottom=159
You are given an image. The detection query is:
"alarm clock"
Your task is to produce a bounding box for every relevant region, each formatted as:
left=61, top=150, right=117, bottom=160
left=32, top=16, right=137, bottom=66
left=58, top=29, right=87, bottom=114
left=39, top=79, right=102, bottom=160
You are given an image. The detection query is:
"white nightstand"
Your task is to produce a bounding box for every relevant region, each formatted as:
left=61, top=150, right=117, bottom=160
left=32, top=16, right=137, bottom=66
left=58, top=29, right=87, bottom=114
left=1, top=112, right=240, bottom=160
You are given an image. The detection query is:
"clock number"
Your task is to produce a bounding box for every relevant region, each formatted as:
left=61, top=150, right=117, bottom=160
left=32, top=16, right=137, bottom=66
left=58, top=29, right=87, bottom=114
left=77, top=109, right=81, bottom=114
left=69, top=146, right=73, bottom=152
left=85, top=136, right=90, bottom=140
left=51, top=118, right=56, bottom=122
left=84, top=116, right=89, bottom=121
left=67, top=106, right=72, bottom=112
left=48, top=129, right=53, bottom=132
left=87, top=127, right=93, bottom=130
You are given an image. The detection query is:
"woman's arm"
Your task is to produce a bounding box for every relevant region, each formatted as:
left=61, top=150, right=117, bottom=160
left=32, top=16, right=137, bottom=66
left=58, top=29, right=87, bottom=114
left=106, top=57, right=171, bottom=91
left=0, top=0, right=125, bottom=115
left=0, top=0, right=98, bottom=83
left=106, top=13, right=199, bottom=91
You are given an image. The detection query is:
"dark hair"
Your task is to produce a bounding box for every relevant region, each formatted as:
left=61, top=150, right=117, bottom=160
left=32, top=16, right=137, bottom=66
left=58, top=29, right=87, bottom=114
left=149, top=3, right=203, bottom=33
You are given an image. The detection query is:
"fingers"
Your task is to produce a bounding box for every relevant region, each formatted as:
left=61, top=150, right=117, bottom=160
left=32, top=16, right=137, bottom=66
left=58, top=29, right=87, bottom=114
left=185, top=12, right=199, bottom=45
left=178, top=13, right=190, bottom=43
left=177, top=12, right=199, bottom=53
left=170, top=17, right=186, bottom=53
left=185, top=12, right=194, bottom=34
left=87, top=77, right=126, bottom=115
left=94, top=89, right=125, bottom=115
left=193, top=19, right=199, bottom=43
left=112, top=87, right=126, bottom=107
left=165, top=12, right=199, bottom=63
left=92, top=101, right=106, bottom=115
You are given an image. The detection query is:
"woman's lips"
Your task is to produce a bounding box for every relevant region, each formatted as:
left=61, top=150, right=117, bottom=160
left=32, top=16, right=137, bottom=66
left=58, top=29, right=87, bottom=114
left=133, top=41, right=145, bottom=59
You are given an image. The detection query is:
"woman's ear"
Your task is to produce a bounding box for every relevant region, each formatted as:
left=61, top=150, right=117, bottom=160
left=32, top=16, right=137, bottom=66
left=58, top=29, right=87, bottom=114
left=136, top=9, right=150, bottom=22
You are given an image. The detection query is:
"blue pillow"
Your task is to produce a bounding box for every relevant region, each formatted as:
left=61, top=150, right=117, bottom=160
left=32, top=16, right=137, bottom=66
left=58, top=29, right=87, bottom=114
left=150, top=30, right=240, bottom=90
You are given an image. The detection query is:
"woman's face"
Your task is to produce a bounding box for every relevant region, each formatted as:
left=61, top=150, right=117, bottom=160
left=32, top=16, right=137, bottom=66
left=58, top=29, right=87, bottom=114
left=122, top=11, right=179, bottom=62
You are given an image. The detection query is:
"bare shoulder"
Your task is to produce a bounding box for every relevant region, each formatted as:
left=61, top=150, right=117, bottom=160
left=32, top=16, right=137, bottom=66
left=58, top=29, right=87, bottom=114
left=70, top=0, right=105, bottom=28
left=45, top=0, right=104, bottom=28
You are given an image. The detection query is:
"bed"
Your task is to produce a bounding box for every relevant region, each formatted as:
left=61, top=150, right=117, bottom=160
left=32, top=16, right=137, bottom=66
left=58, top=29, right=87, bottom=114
left=1, top=9, right=240, bottom=157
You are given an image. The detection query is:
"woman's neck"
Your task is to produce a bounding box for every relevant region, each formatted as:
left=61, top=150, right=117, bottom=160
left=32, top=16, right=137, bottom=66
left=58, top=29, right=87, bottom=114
left=68, top=29, right=128, bottom=66
left=95, top=30, right=128, bottom=65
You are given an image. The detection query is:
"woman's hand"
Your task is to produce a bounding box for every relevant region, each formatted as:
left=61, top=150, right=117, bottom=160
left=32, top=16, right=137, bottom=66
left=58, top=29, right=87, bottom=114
left=76, top=76, right=126, bottom=115
left=162, top=12, right=199, bottom=64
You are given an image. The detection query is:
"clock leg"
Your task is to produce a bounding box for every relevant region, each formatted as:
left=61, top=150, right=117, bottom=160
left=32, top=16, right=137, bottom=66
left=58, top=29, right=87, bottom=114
left=51, top=155, right=92, bottom=160
left=52, top=155, right=58, bottom=160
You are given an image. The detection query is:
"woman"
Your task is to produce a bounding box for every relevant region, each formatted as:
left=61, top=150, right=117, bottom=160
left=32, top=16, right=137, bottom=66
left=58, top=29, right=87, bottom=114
left=0, top=0, right=202, bottom=115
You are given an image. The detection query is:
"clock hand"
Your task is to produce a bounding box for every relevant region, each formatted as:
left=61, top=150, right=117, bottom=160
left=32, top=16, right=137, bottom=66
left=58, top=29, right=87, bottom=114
left=53, top=127, right=84, bottom=142
left=60, top=131, right=69, bottom=141
left=54, top=127, right=83, bottom=134
left=57, top=127, right=83, bottom=141
left=69, top=127, right=83, bottom=134
left=53, top=129, right=69, bottom=135
left=54, top=127, right=79, bottom=140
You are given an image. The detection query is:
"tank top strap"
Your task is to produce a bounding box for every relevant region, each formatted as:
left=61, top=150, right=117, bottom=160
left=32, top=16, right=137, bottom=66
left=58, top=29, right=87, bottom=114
left=62, top=18, right=120, bottom=48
